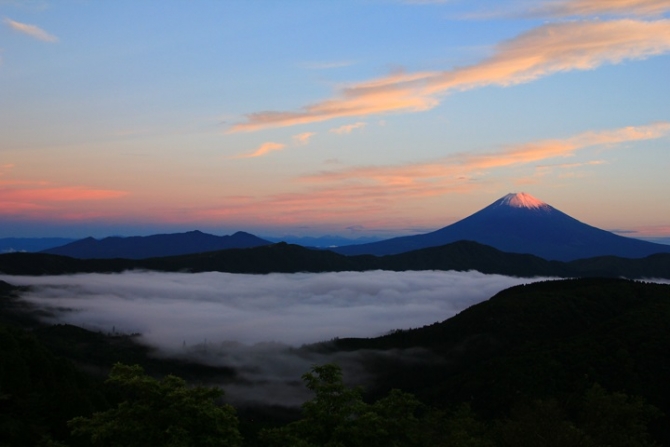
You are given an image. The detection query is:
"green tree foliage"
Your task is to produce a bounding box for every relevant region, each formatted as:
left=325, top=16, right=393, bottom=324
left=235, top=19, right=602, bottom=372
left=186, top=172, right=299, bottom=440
left=68, top=363, right=241, bottom=447
left=259, top=363, right=664, bottom=447
left=260, top=364, right=422, bottom=447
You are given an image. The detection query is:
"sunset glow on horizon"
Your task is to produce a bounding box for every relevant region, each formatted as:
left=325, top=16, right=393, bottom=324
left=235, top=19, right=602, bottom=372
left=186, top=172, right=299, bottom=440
left=1, top=1, right=669, bottom=239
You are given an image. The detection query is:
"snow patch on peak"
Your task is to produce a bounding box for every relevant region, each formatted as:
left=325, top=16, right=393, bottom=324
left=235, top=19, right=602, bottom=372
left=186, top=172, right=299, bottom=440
left=500, top=192, right=548, bottom=209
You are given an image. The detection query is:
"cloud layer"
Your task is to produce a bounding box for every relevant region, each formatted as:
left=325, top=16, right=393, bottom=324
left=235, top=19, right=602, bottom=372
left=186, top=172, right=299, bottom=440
left=2, top=270, right=553, bottom=405
left=3, top=270, right=544, bottom=346
left=6, top=271, right=669, bottom=405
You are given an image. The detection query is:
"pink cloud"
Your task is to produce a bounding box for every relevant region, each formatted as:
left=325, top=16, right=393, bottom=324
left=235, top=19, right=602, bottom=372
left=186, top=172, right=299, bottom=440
left=0, top=181, right=129, bottom=220
left=230, top=20, right=670, bottom=132
left=3, top=18, right=58, bottom=42
left=234, top=142, right=286, bottom=159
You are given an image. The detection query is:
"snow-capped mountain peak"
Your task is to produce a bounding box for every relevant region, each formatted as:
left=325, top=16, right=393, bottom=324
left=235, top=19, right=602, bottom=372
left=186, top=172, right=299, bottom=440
left=499, top=192, right=548, bottom=209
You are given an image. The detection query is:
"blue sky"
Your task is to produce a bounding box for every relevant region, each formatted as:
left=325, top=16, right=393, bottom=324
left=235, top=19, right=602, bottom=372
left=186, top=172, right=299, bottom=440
left=1, top=0, right=669, bottom=238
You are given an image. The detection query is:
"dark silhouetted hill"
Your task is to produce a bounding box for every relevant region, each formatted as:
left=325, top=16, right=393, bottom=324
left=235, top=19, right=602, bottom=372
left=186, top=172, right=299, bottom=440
left=40, top=230, right=271, bottom=259
left=314, top=278, right=670, bottom=438
left=1, top=240, right=669, bottom=278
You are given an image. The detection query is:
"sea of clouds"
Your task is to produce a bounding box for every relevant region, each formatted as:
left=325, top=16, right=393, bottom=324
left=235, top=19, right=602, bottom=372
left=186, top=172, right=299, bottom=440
left=1, top=270, right=553, bottom=405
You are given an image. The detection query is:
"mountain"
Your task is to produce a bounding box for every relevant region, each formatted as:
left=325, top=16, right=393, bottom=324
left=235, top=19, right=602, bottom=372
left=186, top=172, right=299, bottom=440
left=40, top=230, right=271, bottom=259
left=0, top=237, right=76, bottom=253
left=332, top=192, right=670, bottom=261
left=3, top=240, right=669, bottom=279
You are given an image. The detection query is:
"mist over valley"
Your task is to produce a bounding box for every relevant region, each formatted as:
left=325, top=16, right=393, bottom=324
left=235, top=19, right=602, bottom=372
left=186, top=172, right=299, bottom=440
left=1, top=270, right=549, bottom=405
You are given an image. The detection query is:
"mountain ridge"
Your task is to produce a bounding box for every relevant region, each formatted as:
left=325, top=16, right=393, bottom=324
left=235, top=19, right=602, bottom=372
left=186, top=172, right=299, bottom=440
left=40, top=230, right=272, bottom=259
left=2, top=240, right=669, bottom=279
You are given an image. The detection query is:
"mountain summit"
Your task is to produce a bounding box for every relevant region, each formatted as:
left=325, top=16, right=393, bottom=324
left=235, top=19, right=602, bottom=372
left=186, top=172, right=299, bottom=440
left=497, top=192, right=549, bottom=210
left=332, top=193, right=670, bottom=261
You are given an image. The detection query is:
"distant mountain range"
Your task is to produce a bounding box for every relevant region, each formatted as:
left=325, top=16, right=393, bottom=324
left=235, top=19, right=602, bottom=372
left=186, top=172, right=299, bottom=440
left=264, top=234, right=383, bottom=248
left=5, top=192, right=669, bottom=263
left=0, top=237, right=76, bottom=254
left=2, top=240, right=669, bottom=279
left=331, top=192, right=670, bottom=261
left=40, top=230, right=271, bottom=259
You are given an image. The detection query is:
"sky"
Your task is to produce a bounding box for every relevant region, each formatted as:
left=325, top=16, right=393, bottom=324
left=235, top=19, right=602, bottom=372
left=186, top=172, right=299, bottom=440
left=1, top=0, right=669, bottom=239
left=0, top=269, right=552, bottom=405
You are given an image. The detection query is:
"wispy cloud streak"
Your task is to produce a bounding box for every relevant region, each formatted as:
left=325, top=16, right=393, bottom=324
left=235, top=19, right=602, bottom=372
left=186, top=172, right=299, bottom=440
left=303, top=122, right=670, bottom=187
left=330, top=122, right=367, bottom=135
left=531, top=0, right=670, bottom=17
left=230, top=20, right=670, bottom=132
left=3, top=17, right=58, bottom=42
left=234, top=142, right=286, bottom=159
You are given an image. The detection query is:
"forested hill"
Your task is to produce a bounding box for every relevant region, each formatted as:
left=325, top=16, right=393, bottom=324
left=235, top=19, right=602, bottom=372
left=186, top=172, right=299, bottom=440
left=1, top=240, right=669, bottom=279
left=317, top=278, right=670, bottom=434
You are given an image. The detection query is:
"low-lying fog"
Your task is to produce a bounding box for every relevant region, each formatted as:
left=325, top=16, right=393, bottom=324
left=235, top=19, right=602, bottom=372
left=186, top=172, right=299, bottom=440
left=2, top=270, right=552, bottom=406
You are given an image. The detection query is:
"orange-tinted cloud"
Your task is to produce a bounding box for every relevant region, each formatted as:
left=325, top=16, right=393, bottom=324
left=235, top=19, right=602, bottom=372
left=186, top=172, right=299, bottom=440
left=198, top=122, right=670, bottom=227
left=426, top=20, right=670, bottom=93
left=330, top=122, right=367, bottom=134
left=536, top=160, right=607, bottom=170
left=3, top=18, right=58, bottom=42
left=229, top=72, right=439, bottom=132
left=234, top=142, right=286, bottom=159
left=532, top=0, right=670, bottom=17
left=302, top=122, right=670, bottom=187
left=230, top=20, right=670, bottom=132
left=292, top=132, right=316, bottom=145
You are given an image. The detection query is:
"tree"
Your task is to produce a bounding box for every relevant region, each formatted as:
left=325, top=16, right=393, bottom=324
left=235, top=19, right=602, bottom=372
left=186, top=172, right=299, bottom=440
left=495, top=399, right=587, bottom=447
left=68, top=363, right=241, bottom=447
left=260, top=363, right=422, bottom=447
left=579, top=383, right=661, bottom=447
